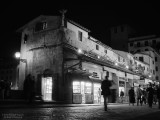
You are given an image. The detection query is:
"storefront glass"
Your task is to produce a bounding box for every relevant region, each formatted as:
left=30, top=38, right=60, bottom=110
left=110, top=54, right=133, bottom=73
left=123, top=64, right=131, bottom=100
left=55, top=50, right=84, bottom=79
left=41, top=77, right=52, bottom=101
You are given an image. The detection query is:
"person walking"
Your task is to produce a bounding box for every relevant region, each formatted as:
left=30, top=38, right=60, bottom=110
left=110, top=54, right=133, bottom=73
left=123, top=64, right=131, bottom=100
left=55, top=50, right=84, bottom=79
left=156, top=84, right=160, bottom=109
left=141, top=88, right=147, bottom=105
left=101, top=75, right=112, bottom=111
left=128, top=87, right=135, bottom=106
left=136, top=85, right=143, bottom=106
left=146, top=83, right=154, bottom=108
left=120, top=89, right=124, bottom=103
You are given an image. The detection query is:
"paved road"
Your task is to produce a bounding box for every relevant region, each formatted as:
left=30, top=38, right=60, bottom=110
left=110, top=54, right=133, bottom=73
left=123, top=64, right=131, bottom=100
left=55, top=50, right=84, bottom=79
left=0, top=104, right=160, bottom=120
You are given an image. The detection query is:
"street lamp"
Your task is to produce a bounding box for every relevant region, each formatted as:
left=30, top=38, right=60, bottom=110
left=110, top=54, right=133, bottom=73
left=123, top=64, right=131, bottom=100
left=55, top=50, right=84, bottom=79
left=15, top=52, right=27, bottom=77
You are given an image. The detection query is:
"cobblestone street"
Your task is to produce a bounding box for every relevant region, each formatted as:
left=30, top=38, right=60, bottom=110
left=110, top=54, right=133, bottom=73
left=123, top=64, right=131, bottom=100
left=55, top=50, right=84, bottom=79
left=0, top=104, right=160, bottom=120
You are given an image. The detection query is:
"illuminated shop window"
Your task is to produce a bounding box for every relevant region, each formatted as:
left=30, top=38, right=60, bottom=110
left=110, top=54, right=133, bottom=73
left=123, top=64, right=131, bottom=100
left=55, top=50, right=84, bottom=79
left=85, top=82, right=92, bottom=94
left=73, top=81, right=81, bottom=93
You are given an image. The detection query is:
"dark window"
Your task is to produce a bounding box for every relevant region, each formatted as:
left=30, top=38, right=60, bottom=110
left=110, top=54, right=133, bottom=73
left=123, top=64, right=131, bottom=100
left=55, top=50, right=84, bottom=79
left=24, top=34, right=29, bottom=44
left=139, top=57, right=144, bottom=62
left=137, top=42, right=141, bottom=47
left=35, top=22, right=47, bottom=32
left=130, top=51, right=134, bottom=53
left=153, top=70, right=155, bottom=75
left=156, top=66, right=158, bottom=71
left=118, top=56, right=120, bottom=62
left=130, top=43, right=133, bottom=47
left=145, top=41, right=148, bottom=46
left=96, top=44, right=99, bottom=50
left=137, top=49, right=141, bottom=52
left=145, top=49, right=148, bottom=51
left=153, top=60, right=154, bottom=64
left=114, top=27, right=117, bottom=33
left=104, top=49, right=107, bottom=54
left=78, top=31, right=82, bottom=41
left=155, top=57, right=157, bottom=62
left=152, top=40, right=156, bottom=44
left=156, top=76, right=159, bottom=80
left=121, top=26, right=124, bottom=32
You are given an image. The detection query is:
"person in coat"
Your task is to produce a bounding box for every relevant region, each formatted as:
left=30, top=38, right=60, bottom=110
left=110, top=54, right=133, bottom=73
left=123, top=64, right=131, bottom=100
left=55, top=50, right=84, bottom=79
left=136, top=85, right=143, bottom=106
left=146, top=83, right=154, bottom=108
left=128, top=87, right=135, bottom=106
left=101, top=75, right=112, bottom=111
left=156, top=84, right=160, bottom=109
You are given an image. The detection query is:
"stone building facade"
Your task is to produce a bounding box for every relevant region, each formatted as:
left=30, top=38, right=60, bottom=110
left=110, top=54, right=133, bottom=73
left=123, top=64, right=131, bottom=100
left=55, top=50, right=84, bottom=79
left=17, top=15, right=153, bottom=103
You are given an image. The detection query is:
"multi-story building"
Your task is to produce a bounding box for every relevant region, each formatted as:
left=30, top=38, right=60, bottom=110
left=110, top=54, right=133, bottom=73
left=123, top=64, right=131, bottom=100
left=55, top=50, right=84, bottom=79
left=16, top=14, right=153, bottom=104
left=128, top=35, right=160, bottom=83
left=109, top=24, right=136, bottom=52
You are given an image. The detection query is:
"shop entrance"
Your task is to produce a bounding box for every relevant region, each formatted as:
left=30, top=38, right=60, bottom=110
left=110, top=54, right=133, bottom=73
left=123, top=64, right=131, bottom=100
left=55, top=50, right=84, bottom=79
left=41, top=77, right=53, bottom=101
left=73, top=81, right=92, bottom=104
left=93, top=83, right=101, bottom=104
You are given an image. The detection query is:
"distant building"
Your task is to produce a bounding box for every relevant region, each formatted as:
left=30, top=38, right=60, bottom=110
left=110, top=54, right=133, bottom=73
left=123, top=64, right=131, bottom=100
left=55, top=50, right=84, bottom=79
left=16, top=15, right=155, bottom=103
left=128, top=35, right=160, bottom=82
left=109, top=24, right=136, bottom=52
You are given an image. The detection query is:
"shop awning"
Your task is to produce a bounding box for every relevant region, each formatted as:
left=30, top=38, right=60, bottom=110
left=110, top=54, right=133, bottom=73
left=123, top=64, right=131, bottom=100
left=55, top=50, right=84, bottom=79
left=117, top=71, right=125, bottom=78
left=127, top=73, right=134, bottom=79
left=103, top=66, right=117, bottom=74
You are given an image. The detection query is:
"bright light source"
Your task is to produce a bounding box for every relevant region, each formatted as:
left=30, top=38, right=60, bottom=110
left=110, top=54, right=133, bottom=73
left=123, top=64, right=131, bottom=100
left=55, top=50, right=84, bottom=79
left=126, top=65, right=129, bottom=69
left=149, top=75, right=152, bottom=77
left=78, top=49, right=82, bottom=54
left=97, top=56, right=100, bottom=59
left=15, top=52, right=20, bottom=58
left=115, top=63, right=118, bottom=66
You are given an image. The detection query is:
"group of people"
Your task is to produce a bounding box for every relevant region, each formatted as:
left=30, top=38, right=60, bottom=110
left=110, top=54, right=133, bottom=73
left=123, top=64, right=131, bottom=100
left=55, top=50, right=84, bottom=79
left=101, top=75, right=160, bottom=111
left=128, top=83, right=160, bottom=109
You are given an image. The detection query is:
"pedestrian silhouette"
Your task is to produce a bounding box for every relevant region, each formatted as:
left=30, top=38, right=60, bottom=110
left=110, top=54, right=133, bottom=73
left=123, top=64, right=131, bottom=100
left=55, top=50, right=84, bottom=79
left=156, top=84, right=160, bottom=109
left=146, top=83, right=154, bottom=108
left=136, top=85, right=142, bottom=106
left=101, top=75, right=112, bottom=111
left=120, top=89, right=124, bottom=103
left=128, top=87, right=135, bottom=106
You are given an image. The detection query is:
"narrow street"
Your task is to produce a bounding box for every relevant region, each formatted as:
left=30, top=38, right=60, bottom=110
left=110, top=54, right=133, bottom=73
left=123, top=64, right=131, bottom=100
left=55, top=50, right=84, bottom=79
left=0, top=103, right=160, bottom=120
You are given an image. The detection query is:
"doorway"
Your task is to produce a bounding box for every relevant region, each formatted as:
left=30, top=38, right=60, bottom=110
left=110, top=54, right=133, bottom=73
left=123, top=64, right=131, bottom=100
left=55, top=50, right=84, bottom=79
left=41, top=77, right=53, bottom=101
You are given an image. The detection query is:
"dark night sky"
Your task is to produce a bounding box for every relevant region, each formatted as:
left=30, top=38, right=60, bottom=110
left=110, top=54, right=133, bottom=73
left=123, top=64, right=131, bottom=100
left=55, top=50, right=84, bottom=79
left=1, top=1, right=160, bottom=58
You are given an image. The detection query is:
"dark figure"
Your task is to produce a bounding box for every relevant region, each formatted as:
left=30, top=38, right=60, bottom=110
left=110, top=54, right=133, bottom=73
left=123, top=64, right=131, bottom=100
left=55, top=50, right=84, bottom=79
left=141, top=88, right=147, bottom=105
left=146, top=83, right=154, bottom=108
left=23, top=74, right=35, bottom=103
left=0, top=80, right=6, bottom=99
left=153, top=86, right=157, bottom=105
left=156, top=84, right=160, bottom=109
left=28, top=76, right=35, bottom=103
left=101, top=76, right=112, bottom=111
left=120, top=89, right=124, bottom=103
left=136, top=85, right=142, bottom=106
left=128, top=87, right=135, bottom=106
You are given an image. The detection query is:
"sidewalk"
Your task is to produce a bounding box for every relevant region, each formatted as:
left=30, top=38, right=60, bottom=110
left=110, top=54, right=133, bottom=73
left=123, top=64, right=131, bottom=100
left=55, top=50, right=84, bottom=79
left=0, top=99, right=127, bottom=108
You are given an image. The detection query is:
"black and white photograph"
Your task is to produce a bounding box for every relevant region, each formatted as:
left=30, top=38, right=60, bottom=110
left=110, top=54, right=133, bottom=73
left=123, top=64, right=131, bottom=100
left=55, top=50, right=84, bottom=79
left=0, top=1, right=160, bottom=120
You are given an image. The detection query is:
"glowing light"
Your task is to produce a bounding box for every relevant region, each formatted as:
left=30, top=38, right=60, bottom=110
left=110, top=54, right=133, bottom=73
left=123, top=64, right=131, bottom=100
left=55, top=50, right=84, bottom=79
left=115, top=63, right=118, bottom=66
left=149, top=75, right=152, bottom=77
left=78, top=49, right=82, bottom=54
left=126, top=65, right=129, bottom=69
left=15, top=52, right=20, bottom=58
left=97, top=56, right=100, bottom=59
